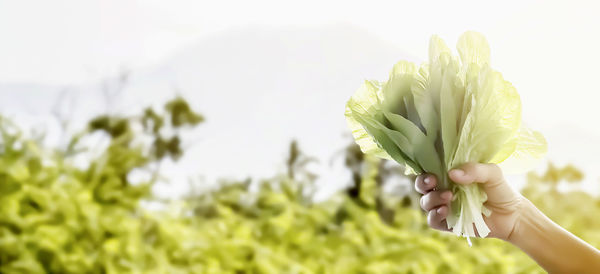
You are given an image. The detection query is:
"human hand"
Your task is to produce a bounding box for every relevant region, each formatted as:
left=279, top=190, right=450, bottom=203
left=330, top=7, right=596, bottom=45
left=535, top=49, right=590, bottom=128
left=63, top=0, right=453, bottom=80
left=415, top=163, right=524, bottom=241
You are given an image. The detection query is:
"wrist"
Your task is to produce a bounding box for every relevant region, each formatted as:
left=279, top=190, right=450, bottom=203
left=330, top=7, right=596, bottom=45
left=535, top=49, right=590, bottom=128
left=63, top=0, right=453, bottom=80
left=506, top=197, right=545, bottom=245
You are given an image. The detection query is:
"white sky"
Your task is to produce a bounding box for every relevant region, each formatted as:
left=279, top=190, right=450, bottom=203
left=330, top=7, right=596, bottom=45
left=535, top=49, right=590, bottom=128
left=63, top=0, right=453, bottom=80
left=2, top=0, right=600, bottom=128
left=2, top=0, right=595, bottom=84
left=2, top=0, right=600, bottom=195
left=2, top=0, right=599, bottom=121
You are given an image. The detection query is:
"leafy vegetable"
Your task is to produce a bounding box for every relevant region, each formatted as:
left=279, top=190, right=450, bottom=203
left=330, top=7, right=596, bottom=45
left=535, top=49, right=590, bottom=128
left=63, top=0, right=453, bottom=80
left=345, top=31, right=547, bottom=240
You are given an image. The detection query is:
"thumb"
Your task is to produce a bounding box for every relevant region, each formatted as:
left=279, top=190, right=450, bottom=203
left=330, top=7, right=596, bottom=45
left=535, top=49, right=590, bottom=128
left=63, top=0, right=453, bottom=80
left=449, top=163, right=504, bottom=187
left=449, top=163, right=516, bottom=203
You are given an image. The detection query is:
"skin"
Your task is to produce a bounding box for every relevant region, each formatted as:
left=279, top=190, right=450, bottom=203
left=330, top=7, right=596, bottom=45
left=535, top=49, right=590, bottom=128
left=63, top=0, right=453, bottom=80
left=416, top=162, right=600, bottom=274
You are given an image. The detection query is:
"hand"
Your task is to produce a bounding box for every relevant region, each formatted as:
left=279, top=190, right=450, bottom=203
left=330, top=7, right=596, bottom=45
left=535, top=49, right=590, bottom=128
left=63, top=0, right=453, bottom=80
left=416, top=163, right=600, bottom=272
left=415, top=162, right=524, bottom=241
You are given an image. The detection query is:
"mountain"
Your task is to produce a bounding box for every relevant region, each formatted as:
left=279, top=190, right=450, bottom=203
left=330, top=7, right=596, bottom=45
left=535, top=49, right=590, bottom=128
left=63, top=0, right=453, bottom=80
left=2, top=25, right=599, bottom=197
left=0, top=24, right=417, bottom=197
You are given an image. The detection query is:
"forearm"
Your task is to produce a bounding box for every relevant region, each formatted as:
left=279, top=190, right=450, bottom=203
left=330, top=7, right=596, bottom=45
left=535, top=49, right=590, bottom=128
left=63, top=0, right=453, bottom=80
left=508, top=198, right=600, bottom=273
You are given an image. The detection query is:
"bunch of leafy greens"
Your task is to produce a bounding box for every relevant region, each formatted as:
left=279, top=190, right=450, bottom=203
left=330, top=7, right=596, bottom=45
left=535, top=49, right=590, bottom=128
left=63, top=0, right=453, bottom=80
left=345, top=31, right=547, bottom=241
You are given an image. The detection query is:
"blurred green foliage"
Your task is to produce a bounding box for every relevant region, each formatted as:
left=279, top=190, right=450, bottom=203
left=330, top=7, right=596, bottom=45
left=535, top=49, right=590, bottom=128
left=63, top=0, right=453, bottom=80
left=0, top=97, right=599, bottom=273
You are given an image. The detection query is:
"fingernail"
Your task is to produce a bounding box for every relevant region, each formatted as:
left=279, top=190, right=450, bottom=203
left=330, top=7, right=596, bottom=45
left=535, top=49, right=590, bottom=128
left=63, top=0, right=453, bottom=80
left=451, top=169, right=464, bottom=177
left=437, top=206, right=446, bottom=214
left=441, top=191, right=452, bottom=200
left=424, top=176, right=431, bottom=185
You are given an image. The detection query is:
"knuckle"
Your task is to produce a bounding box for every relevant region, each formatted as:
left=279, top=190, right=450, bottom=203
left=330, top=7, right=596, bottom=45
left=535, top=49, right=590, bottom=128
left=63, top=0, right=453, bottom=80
left=462, top=162, right=477, bottom=171
left=480, top=163, right=503, bottom=183
left=488, top=163, right=503, bottom=177
left=417, top=175, right=437, bottom=194
left=414, top=176, right=424, bottom=191
left=427, top=211, right=437, bottom=227
left=425, top=174, right=437, bottom=186
left=424, top=192, right=442, bottom=210
left=414, top=183, right=422, bottom=193
left=422, top=193, right=439, bottom=210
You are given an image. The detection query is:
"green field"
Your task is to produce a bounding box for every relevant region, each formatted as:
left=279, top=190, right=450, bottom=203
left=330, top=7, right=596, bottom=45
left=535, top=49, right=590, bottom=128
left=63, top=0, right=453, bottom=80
left=1, top=98, right=597, bottom=273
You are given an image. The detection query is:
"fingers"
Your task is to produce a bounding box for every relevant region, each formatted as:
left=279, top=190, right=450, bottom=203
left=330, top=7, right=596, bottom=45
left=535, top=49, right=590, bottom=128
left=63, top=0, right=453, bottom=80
left=415, top=174, right=437, bottom=194
left=427, top=205, right=451, bottom=231
left=448, top=162, right=504, bottom=187
left=420, top=190, right=453, bottom=211
left=416, top=174, right=451, bottom=232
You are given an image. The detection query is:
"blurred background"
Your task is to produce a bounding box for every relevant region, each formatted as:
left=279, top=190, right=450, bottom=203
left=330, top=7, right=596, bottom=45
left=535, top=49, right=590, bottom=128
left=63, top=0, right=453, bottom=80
left=1, top=0, right=600, bottom=273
